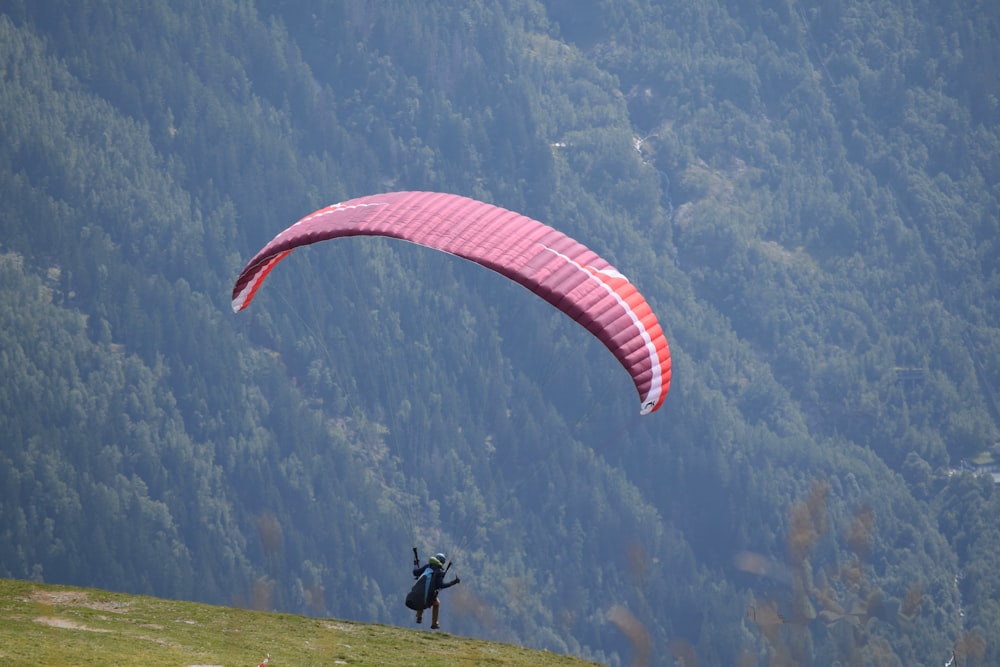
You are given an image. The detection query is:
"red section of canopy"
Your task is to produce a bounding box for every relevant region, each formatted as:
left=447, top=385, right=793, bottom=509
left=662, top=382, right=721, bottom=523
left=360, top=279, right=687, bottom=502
left=233, top=191, right=671, bottom=414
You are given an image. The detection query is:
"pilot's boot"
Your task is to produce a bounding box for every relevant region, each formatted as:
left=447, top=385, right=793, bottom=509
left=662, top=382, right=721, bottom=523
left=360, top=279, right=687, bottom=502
left=431, top=600, right=441, bottom=629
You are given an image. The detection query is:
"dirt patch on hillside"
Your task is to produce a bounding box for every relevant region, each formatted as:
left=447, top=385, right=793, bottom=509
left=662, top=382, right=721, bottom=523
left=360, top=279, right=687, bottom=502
left=35, top=616, right=108, bottom=632
left=26, top=588, right=131, bottom=613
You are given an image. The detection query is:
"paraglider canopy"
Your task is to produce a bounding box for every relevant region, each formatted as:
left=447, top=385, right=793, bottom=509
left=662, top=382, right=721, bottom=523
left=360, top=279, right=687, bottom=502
left=232, top=191, right=671, bottom=414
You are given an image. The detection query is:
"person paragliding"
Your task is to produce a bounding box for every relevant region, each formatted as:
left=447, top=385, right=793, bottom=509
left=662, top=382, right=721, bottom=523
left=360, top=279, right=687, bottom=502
left=406, top=551, right=460, bottom=629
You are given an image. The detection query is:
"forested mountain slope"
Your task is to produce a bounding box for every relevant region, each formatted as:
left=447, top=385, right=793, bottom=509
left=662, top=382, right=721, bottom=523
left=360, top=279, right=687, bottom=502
left=1, top=1, right=997, bottom=665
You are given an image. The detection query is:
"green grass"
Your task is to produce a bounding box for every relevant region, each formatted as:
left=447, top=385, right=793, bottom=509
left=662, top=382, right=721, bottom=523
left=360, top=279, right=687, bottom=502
left=0, top=578, right=599, bottom=666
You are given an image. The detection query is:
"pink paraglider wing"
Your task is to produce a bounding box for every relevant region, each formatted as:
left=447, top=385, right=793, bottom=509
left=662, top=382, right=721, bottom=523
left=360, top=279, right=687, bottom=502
left=232, top=191, right=671, bottom=414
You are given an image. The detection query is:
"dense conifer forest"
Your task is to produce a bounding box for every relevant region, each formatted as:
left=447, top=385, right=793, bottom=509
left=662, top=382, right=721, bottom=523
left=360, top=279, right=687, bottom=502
left=1, top=1, right=997, bottom=664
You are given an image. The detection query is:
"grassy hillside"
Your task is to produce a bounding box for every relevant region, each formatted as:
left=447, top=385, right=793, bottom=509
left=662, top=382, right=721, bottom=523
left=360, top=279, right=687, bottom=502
left=0, top=578, right=597, bottom=667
